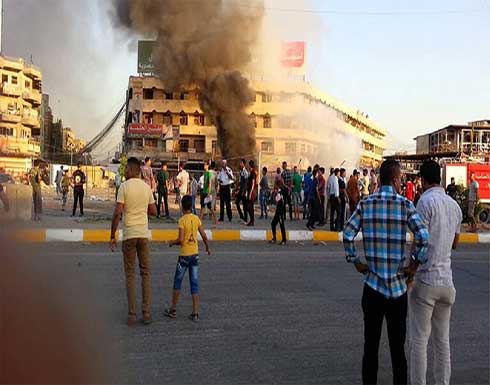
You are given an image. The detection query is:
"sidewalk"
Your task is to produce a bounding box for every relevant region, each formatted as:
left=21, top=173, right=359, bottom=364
left=5, top=189, right=490, bottom=243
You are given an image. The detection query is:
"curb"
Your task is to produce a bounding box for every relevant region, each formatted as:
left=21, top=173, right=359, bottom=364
left=11, top=229, right=490, bottom=244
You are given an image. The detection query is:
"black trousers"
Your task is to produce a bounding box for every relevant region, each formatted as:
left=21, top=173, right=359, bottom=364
left=247, top=195, right=255, bottom=225
left=73, top=188, right=84, bottom=216
left=282, top=191, right=293, bottom=221
left=339, top=197, right=346, bottom=230
left=271, top=206, right=286, bottom=242
left=219, top=185, right=232, bottom=221
left=362, top=284, right=407, bottom=385
left=318, top=195, right=325, bottom=224
left=235, top=190, right=248, bottom=221
left=329, top=196, right=340, bottom=231
left=307, top=197, right=319, bottom=228
left=157, top=190, right=169, bottom=217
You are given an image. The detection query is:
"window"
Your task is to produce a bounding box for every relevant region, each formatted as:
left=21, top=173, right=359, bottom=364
left=179, top=112, right=188, bottom=125
left=0, top=127, right=13, bottom=136
left=143, top=113, right=153, bottom=124
left=263, top=114, right=272, bottom=128
left=463, top=131, right=472, bottom=143
left=164, top=91, right=173, bottom=100
left=285, top=142, right=297, bottom=153
left=163, top=112, right=172, bottom=125
left=12, top=76, right=18, bottom=85
left=143, top=88, right=154, bottom=99
left=261, top=141, right=273, bottom=153
left=145, top=139, right=158, bottom=148
left=194, top=112, right=204, bottom=126
left=179, top=139, right=189, bottom=152
left=25, top=81, right=30, bottom=88
left=249, top=113, right=257, bottom=128
left=262, top=93, right=272, bottom=103
left=1, top=75, right=7, bottom=83
left=194, top=138, right=205, bottom=152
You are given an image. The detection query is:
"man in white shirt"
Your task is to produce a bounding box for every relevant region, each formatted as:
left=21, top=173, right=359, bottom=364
left=176, top=163, right=189, bottom=209
left=218, top=159, right=234, bottom=222
left=405, top=160, right=462, bottom=385
left=327, top=168, right=340, bottom=231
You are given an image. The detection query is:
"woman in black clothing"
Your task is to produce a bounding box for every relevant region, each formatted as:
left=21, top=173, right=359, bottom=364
left=270, top=179, right=287, bottom=245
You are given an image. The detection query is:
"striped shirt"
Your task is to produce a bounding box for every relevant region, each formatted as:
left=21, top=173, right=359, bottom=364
left=343, top=185, right=429, bottom=298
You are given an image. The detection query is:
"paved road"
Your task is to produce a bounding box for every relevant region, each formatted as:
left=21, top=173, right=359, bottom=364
left=12, top=243, right=490, bottom=384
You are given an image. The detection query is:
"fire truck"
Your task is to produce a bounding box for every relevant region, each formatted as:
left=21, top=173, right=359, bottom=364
left=442, top=162, right=490, bottom=224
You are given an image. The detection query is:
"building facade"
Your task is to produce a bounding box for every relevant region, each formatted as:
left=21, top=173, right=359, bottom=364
left=0, top=55, right=42, bottom=172
left=415, top=120, right=490, bottom=157
left=124, top=75, right=386, bottom=169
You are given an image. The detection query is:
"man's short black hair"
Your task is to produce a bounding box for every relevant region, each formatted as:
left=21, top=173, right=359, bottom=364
left=307, top=166, right=312, bottom=172
left=145, top=156, right=151, bottom=163
left=420, top=160, right=441, bottom=185
left=241, top=158, right=246, bottom=164
left=161, top=161, right=167, bottom=167
left=282, top=161, right=287, bottom=166
left=249, top=160, right=255, bottom=168
left=262, top=166, right=267, bottom=173
left=210, top=161, right=216, bottom=169
left=181, top=195, right=192, bottom=211
left=320, top=167, right=325, bottom=173
left=353, top=169, right=358, bottom=175
left=334, top=168, right=340, bottom=175
left=77, top=162, right=82, bottom=168
left=379, top=160, right=401, bottom=185
left=127, top=157, right=140, bottom=170
left=340, top=168, right=346, bottom=174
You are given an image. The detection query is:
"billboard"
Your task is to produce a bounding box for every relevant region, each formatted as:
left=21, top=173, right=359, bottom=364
left=137, top=40, right=156, bottom=74
left=127, top=123, right=168, bottom=136
left=281, top=41, right=305, bottom=68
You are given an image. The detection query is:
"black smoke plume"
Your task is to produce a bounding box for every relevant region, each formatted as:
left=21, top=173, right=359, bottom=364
left=112, top=0, right=263, bottom=161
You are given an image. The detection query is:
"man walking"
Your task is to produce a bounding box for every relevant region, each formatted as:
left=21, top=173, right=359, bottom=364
left=361, top=168, right=370, bottom=199
left=306, top=168, right=320, bottom=231
left=176, top=163, right=189, bottom=209
left=156, top=161, right=170, bottom=218
left=246, top=160, right=257, bottom=226
left=141, top=157, right=156, bottom=195
left=338, top=168, right=347, bottom=230
left=235, top=158, right=249, bottom=223
left=218, top=159, right=234, bottom=222
left=369, top=169, right=378, bottom=194
left=347, top=170, right=360, bottom=216
left=29, top=159, right=44, bottom=221
left=445, top=177, right=457, bottom=200
left=72, top=162, right=86, bottom=217
left=343, top=159, right=429, bottom=385
left=318, top=167, right=327, bottom=226
left=281, top=161, right=293, bottom=221
left=407, top=160, right=462, bottom=385
left=110, top=157, right=157, bottom=326
left=55, top=165, right=64, bottom=195
left=467, top=172, right=479, bottom=232
left=292, top=166, right=302, bottom=220
left=302, top=166, right=313, bottom=220
left=327, top=168, right=340, bottom=231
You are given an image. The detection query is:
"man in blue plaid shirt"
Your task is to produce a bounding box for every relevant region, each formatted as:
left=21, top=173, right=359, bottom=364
left=343, top=160, right=429, bottom=385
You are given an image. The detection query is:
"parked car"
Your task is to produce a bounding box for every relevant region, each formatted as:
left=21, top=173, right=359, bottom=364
left=0, top=173, right=15, bottom=185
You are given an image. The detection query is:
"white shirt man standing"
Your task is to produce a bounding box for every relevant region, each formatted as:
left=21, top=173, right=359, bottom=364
left=406, top=160, right=462, bottom=385
left=218, top=159, right=234, bottom=222
left=176, top=163, right=190, bottom=208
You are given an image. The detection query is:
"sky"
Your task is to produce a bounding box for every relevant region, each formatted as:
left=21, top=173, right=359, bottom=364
left=4, top=0, right=489, bottom=154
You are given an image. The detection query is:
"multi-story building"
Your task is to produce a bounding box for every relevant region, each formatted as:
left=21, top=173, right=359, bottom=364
left=0, top=55, right=42, bottom=172
left=124, top=75, right=386, bottom=169
left=415, top=120, right=490, bottom=157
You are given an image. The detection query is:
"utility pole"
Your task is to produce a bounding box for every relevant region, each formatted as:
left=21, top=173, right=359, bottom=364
left=0, top=0, right=3, bottom=55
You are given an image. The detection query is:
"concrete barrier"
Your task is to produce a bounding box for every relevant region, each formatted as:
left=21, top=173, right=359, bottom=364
left=7, top=229, right=490, bottom=244
left=5, top=184, right=32, bottom=221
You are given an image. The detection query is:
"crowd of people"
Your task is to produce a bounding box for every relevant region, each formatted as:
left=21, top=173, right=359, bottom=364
left=110, top=157, right=467, bottom=385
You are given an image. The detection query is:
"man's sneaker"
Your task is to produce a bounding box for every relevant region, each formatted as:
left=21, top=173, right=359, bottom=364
left=142, top=313, right=152, bottom=325
left=188, top=313, right=199, bottom=322
left=164, top=308, right=177, bottom=319
left=127, top=314, right=137, bottom=326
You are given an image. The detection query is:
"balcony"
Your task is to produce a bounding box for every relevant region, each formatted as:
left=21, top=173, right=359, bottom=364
left=22, top=111, right=40, bottom=127
left=1, top=112, right=21, bottom=123
left=0, top=136, right=40, bottom=157
left=22, top=89, right=42, bottom=105
left=23, top=65, right=42, bottom=80
left=1, top=83, right=21, bottom=97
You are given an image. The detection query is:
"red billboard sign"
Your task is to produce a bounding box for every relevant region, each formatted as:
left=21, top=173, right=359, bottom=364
left=281, top=41, right=305, bottom=68
left=127, top=123, right=168, bottom=136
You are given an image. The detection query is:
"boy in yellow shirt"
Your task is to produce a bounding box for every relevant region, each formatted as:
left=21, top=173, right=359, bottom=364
left=166, top=195, right=210, bottom=322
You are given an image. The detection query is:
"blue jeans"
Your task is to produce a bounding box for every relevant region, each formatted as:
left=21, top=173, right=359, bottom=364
left=260, top=190, right=268, bottom=217
left=191, top=195, right=196, bottom=214
left=173, top=255, right=200, bottom=294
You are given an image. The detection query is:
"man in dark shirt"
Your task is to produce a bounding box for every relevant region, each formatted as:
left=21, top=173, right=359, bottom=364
left=338, top=168, right=347, bottom=230
left=72, top=162, right=86, bottom=217
left=446, top=177, right=457, bottom=200
left=246, top=160, right=257, bottom=226
left=235, top=158, right=249, bottom=223
left=281, top=161, right=293, bottom=221
left=156, top=161, right=170, bottom=218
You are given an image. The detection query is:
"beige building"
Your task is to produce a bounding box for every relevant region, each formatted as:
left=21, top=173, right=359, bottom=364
left=0, top=55, right=42, bottom=172
left=124, top=75, right=385, bottom=169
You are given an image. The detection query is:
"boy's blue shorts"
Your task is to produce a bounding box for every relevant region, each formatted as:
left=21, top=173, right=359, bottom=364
left=173, top=254, right=199, bottom=294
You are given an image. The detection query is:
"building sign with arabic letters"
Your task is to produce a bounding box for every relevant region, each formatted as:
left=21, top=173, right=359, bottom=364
left=281, top=41, right=305, bottom=68
left=127, top=123, right=169, bottom=137
left=138, top=40, right=156, bottom=74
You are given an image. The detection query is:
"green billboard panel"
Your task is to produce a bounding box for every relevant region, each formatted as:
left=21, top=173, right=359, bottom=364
left=138, top=40, right=156, bottom=73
